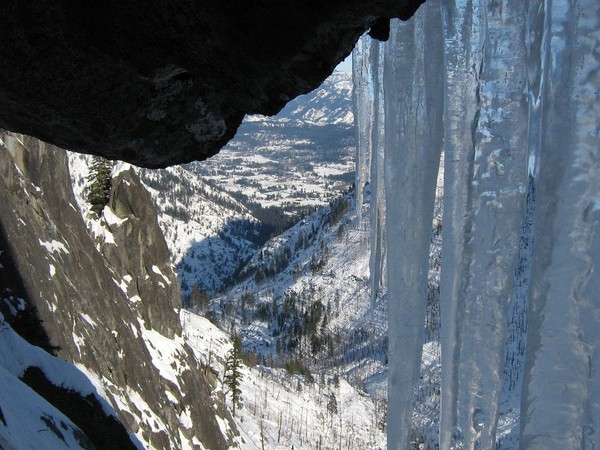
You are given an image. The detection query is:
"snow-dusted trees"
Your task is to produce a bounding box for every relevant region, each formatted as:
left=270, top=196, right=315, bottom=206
left=189, top=284, right=210, bottom=312
left=86, top=156, right=113, bottom=216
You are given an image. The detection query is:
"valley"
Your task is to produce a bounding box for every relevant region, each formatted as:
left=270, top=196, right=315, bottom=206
left=132, top=68, right=445, bottom=449
left=0, top=1, right=593, bottom=448
left=64, top=69, right=406, bottom=449
left=188, top=71, right=356, bottom=221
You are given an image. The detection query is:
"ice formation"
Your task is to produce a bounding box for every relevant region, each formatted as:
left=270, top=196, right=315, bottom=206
left=353, top=38, right=387, bottom=305
left=354, top=0, right=600, bottom=448
left=353, top=35, right=374, bottom=225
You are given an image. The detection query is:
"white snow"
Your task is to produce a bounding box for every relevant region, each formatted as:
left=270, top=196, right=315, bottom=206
left=0, top=314, right=121, bottom=425
left=112, top=161, right=132, bottom=178
left=80, top=313, right=97, bottom=328
left=89, top=216, right=116, bottom=245
left=137, top=318, right=188, bottom=391
left=114, top=275, right=133, bottom=295
left=39, top=239, right=69, bottom=255
left=0, top=364, right=88, bottom=450
left=152, top=264, right=172, bottom=285
left=104, top=205, right=128, bottom=226
left=182, top=310, right=387, bottom=449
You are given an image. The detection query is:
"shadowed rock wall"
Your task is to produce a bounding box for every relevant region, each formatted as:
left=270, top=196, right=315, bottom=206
left=0, top=0, right=423, bottom=167
left=0, top=130, right=234, bottom=449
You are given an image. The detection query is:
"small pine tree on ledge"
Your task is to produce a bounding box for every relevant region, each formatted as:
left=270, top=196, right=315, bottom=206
left=86, top=156, right=113, bottom=217
left=224, top=332, right=243, bottom=417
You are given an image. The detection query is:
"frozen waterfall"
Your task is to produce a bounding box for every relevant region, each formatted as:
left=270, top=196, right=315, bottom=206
left=353, top=0, right=600, bottom=448
left=353, top=37, right=388, bottom=306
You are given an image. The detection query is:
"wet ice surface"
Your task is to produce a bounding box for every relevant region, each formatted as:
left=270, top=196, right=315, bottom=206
left=355, top=0, right=600, bottom=448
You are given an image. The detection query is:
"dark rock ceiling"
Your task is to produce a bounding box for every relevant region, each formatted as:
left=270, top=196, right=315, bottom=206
left=0, top=0, right=424, bottom=168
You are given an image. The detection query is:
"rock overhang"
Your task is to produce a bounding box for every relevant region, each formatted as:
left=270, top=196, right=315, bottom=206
left=0, top=0, right=424, bottom=168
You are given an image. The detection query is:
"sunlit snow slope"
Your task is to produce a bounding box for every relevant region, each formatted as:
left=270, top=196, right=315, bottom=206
left=202, top=181, right=445, bottom=447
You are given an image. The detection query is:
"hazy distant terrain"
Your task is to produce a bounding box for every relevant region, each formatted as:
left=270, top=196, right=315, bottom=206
left=188, top=71, right=355, bottom=219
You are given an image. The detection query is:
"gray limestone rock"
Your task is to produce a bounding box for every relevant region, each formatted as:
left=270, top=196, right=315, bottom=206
left=0, top=130, right=234, bottom=449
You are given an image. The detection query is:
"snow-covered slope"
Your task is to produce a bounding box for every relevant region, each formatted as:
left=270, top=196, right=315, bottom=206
left=210, top=191, right=384, bottom=378
left=202, top=183, right=444, bottom=446
left=137, top=166, right=267, bottom=297
left=0, top=312, right=132, bottom=450
left=182, top=309, right=386, bottom=449
left=70, top=153, right=265, bottom=298
left=274, top=71, right=354, bottom=126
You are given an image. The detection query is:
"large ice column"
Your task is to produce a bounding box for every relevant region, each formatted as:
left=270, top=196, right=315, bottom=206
left=353, top=36, right=374, bottom=223
left=369, top=41, right=387, bottom=305
left=439, top=1, right=529, bottom=448
left=438, top=1, right=484, bottom=446
left=353, top=36, right=387, bottom=305
left=520, top=1, right=600, bottom=448
left=440, top=1, right=481, bottom=442
left=384, top=2, right=444, bottom=448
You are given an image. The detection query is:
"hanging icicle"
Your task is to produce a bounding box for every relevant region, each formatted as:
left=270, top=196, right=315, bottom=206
left=355, top=1, right=599, bottom=448
left=369, top=40, right=387, bottom=307
left=353, top=35, right=375, bottom=224
left=521, top=1, right=600, bottom=448
left=439, top=1, right=529, bottom=448
left=383, top=3, right=444, bottom=448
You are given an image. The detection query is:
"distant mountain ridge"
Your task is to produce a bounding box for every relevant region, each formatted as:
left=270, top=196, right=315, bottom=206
left=270, top=71, right=354, bottom=125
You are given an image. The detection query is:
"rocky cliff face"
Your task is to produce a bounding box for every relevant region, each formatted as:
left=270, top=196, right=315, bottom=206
left=0, top=130, right=234, bottom=449
left=0, top=0, right=423, bottom=167
left=102, top=165, right=181, bottom=337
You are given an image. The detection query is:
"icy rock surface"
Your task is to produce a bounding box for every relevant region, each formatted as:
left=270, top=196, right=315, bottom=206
left=355, top=0, right=600, bottom=448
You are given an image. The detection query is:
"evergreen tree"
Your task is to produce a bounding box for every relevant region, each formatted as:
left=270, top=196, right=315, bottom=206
left=189, top=284, right=210, bottom=311
left=86, top=156, right=113, bottom=217
left=327, top=392, right=338, bottom=415
left=224, top=333, right=243, bottom=416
